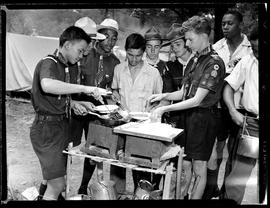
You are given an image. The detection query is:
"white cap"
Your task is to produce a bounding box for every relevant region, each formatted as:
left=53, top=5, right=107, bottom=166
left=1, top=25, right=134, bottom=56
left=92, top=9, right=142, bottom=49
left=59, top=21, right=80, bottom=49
left=97, top=18, right=119, bottom=33
left=75, top=17, right=106, bottom=40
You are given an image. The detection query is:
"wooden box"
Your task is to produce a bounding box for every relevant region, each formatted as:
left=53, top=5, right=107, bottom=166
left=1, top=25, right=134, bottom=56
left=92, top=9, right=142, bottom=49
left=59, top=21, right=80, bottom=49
left=81, top=121, right=125, bottom=159
left=114, top=122, right=184, bottom=168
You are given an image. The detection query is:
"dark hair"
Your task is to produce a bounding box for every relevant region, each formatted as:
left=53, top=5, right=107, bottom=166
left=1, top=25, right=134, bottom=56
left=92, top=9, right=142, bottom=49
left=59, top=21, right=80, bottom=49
left=224, top=9, right=243, bottom=23
left=125, top=33, right=146, bottom=52
left=249, top=24, right=258, bottom=40
left=59, top=26, right=91, bottom=47
left=182, top=15, right=212, bottom=36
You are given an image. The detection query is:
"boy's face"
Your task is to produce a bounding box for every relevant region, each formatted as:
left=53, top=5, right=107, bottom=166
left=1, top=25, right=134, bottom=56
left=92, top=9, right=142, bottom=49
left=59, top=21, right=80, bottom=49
left=66, top=40, right=88, bottom=64
left=171, top=38, right=187, bottom=59
left=145, top=39, right=161, bottom=61
left=222, top=14, right=241, bottom=40
left=126, top=48, right=144, bottom=67
left=99, top=29, right=118, bottom=53
left=185, top=30, right=203, bottom=53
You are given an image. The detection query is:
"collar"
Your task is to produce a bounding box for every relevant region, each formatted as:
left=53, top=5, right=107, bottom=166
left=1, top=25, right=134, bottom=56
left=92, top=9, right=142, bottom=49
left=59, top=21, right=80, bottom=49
left=197, top=45, right=212, bottom=58
left=220, top=33, right=251, bottom=49
left=178, top=53, right=194, bottom=67
left=124, top=60, right=150, bottom=75
left=57, top=51, right=69, bottom=67
left=145, top=57, right=160, bottom=68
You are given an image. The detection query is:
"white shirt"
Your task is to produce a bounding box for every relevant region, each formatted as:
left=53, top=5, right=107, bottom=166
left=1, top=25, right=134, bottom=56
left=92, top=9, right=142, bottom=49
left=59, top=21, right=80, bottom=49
left=112, top=60, right=163, bottom=112
left=225, top=53, right=258, bottom=116
left=213, top=34, right=252, bottom=74
left=213, top=34, right=252, bottom=108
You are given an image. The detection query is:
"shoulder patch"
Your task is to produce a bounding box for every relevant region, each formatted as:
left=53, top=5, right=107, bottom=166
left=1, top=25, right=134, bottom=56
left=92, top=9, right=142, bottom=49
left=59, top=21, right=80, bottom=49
left=214, top=64, right=219, bottom=70
left=211, top=70, right=218, bottom=78
left=42, top=56, right=57, bottom=63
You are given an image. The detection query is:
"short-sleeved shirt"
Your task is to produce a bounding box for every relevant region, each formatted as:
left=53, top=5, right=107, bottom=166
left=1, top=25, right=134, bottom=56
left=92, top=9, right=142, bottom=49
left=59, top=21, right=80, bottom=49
left=111, top=60, right=163, bottom=112
left=31, top=53, right=70, bottom=115
left=225, top=53, right=258, bottom=116
left=80, top=47, right=120, bottom=88
left=184, top=46, right=225, bottom=108
left=213, top=34, right=252, bottom=108
left=213, top=34, right=252, bottom=74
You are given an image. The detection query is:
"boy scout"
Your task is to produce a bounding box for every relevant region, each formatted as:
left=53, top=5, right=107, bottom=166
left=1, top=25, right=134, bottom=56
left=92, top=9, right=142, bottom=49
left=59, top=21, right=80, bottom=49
left=148, top=16, right=225, bottom=199
left=30, top=26, right=104, bottom=200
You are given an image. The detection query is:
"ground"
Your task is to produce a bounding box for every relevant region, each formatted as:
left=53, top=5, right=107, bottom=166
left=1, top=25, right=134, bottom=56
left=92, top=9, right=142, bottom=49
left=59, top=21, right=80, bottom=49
left=4, top=97, right=261, bottom=203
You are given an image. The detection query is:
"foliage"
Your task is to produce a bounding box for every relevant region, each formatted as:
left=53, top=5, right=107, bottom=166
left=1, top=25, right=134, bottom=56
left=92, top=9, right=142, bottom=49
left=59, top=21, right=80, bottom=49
left=4, top=3, right=259, bottom=46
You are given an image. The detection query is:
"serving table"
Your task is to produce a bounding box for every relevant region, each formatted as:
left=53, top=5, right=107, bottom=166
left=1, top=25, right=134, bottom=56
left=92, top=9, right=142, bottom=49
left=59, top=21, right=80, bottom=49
left=63, top=119, right=185, bottom=200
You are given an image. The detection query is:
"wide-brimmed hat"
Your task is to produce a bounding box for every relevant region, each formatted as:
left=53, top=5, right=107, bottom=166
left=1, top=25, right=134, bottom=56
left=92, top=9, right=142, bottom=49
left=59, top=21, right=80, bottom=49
left=161, top=23, right=185, bottom=47
left=144, top=26, right=162, bottom=42
left=75, top=17, right=106, bottom=40
left=97, top=18, right=119, bottom=33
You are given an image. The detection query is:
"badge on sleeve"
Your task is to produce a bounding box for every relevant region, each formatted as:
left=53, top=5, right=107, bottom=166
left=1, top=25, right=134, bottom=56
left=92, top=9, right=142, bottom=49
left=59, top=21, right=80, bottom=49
left=211, top=70, right=217, bottom=77
left=214, top=64, right=219, bottom=70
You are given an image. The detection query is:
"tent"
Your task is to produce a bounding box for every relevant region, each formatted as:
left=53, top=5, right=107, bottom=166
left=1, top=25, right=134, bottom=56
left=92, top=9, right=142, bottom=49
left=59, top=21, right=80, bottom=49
left=5, top=32, right=169, bottom=92
left=6, top=32, right=59, bottom=91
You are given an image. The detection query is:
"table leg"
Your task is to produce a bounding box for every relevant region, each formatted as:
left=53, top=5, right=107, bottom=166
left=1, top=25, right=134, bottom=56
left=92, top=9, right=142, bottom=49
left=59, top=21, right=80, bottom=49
left=65, top=142, right=73, bottom=199
left=176, top=149, right=184, bottom=199
left=162, top=162, right=174, bottom=199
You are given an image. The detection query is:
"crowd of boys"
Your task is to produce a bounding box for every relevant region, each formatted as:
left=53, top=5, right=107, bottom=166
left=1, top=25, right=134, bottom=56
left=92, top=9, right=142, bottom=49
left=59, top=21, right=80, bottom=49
left=30, top=9, right=259, bottom=204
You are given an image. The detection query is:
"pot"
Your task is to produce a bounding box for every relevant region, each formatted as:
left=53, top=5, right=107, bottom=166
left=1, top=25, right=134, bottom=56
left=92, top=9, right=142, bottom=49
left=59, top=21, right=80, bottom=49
left=88, top=180, right=118, bottom=200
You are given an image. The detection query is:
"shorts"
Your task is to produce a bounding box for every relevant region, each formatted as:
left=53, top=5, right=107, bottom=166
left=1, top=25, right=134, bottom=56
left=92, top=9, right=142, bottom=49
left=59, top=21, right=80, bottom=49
left=30, top=117, right=69, bottom=180
left=184, top=107, right=219, bottom=161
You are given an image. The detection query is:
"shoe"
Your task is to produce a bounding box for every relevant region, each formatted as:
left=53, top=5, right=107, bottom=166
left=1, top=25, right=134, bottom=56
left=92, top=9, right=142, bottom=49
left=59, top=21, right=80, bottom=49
left=37, top=195, right=43, bottom=201
left=78, top=187, right=88, bottom=195
left=212, top=186, right=221, bottom=198
left=184, top=194, right=189, bottom=200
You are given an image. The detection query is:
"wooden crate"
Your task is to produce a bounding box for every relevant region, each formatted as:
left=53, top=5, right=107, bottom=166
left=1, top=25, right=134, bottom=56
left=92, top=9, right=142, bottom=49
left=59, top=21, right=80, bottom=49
left=114, top=122, right=184, bottom=168
left=81, top=122, right=125, bottom=159
left=119, top=135, right=171, bottom=168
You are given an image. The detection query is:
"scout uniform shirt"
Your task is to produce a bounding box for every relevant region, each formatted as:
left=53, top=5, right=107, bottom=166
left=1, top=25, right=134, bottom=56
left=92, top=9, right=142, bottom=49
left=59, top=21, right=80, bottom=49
left=31, top=52, right=72, bottom=116
left=183, top=46, right=225, bottom=107
left=79, top=47, right=120, bottom=89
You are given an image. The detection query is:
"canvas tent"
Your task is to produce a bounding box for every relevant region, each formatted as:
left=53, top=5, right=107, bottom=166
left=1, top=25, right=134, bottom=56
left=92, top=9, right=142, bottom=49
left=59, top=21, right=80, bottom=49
left=6, top=32, right=59, bottom=91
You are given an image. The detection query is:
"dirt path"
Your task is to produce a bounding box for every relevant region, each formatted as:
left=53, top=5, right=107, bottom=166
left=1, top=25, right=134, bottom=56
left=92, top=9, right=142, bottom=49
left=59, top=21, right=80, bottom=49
left=5, top=98, right=84, bottom=200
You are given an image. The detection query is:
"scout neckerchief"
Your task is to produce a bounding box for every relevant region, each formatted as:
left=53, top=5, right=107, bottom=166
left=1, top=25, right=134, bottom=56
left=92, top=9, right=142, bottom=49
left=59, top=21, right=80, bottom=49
left=182, top=45, right=212, bottom=100
left=94, top=43, right=112, bottom=87
left=95, top=55, right=104, bottom=87
left=77, top=61, right=81, bottom=85
left=57, top=51, right=71, bottom=119
left=146, top=57, right=160, bottom=68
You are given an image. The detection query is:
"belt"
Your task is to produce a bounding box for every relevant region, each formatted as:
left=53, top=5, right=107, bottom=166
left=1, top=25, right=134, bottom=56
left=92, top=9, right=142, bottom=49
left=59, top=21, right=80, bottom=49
left=36, top=113, right=66, bottom=121
left=238, top=109, right=258, bottom=119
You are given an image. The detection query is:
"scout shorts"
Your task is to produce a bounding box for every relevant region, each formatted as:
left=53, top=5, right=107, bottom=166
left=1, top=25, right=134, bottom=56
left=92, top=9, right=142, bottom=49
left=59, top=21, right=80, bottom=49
left=184, top=107, right=219, bottom=161
left=30, top=117, right=69, bottom=180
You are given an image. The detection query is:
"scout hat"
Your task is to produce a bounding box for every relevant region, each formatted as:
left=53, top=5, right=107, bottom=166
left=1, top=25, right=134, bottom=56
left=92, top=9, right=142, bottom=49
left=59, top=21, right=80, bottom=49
left=97, top=18, right=119, bottom=33
left=144, top=26, right=162, bottom=42
left=161, top=23, right=185, bottom=47
left=75, top=17, right=106, bottom=40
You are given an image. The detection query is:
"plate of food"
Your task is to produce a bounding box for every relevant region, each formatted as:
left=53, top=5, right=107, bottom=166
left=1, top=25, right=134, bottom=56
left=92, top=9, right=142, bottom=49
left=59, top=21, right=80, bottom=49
left=94, top=104, right=119, bottom=114
left=129, top=112, right=150, bottom=121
